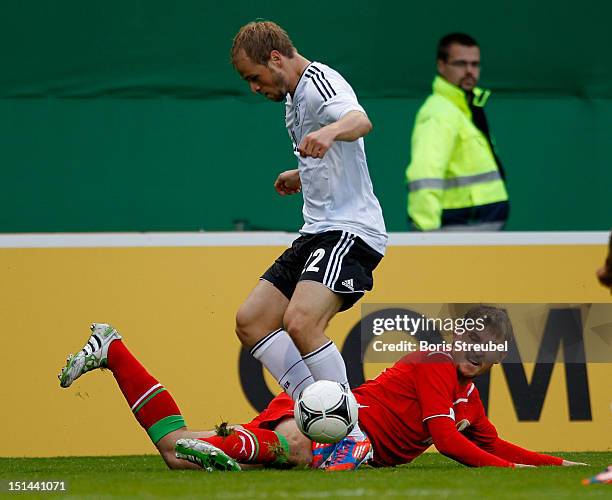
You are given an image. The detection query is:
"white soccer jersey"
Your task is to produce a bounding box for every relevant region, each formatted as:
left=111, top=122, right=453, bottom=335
left=285, top=62, right=387, bottom=256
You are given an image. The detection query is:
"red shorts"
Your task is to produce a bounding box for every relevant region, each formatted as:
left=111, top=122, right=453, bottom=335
left=244, top=392, right=295, bottom=430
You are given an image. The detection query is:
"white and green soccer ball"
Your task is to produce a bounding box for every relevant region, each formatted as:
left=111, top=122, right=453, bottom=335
left=294, top=380, right=358, bottom=444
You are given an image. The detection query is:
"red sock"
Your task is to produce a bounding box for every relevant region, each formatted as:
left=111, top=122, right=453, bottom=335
left=198, top=427, right=290, bottom=465
left=107, top=340, right=186, bottom=444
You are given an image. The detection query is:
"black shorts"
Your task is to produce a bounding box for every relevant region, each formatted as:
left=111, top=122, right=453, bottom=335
left=261, top=230, right=384, bottom=311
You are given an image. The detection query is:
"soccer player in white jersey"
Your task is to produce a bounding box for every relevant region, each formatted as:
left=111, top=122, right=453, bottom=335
left=229, top=20, right=387, bottom=469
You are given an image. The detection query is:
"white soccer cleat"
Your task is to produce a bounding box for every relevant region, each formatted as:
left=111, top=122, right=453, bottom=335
left=58, top=323, right=122, bottom=388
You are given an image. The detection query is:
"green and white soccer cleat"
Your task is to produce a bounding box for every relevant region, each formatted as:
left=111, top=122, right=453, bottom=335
left=58, top=323, right=122, bottom=388
left=175, top=438, right=242, bottom=472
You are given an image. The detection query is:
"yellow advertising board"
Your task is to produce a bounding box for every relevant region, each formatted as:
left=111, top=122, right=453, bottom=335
left=0, top=232, right=610, bottom=457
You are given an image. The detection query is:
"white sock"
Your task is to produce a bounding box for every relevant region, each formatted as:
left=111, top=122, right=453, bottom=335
left=302, top=340, right=364, bottom=438
left=302, top=340, right=349, bottom=389
left=250, top=329, right=314, bottom=400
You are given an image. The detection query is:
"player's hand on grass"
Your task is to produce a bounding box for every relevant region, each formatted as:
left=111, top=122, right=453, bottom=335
left=561, top=460, right=588, bottom=466
left=274, top=169, right=301, bottom=196
left=298, top=127, right=335, bottom=159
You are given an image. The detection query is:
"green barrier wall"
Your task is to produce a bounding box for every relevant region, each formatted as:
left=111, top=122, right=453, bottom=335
left=1, top=1, right=610, bottom=231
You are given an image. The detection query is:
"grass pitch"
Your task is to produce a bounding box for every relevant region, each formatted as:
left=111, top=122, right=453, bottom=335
left=1, top=452, right=610, bottom=499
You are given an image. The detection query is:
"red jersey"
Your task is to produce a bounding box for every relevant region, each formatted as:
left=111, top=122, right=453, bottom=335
left=354, top=351, right=485, bottom=465
left=246, top=350, right=563, bottom=468
left=354, top=350, right=561, bottom=467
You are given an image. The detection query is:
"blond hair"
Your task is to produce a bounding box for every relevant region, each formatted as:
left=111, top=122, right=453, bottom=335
left=231, top=21, right=295, bottom=66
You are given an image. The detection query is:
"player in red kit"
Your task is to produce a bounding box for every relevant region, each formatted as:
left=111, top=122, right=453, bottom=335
left=58, top=306, right=583, bottom=471
left=232, top=306, right=583, bottom=470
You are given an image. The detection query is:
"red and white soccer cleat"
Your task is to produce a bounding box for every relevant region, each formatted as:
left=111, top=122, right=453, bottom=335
left=322, top=433, right=372, bottom=471
left=310, top=441, right=336, bottom=469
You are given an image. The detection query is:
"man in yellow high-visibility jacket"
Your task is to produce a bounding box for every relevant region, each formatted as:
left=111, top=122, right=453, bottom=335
left=406, top=33, right=509, bottom=231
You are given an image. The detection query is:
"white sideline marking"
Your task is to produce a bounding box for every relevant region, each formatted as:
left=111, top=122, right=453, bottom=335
left=0, top=231, right=608, bottom=248
left=214, top=488, right=457, bottom=498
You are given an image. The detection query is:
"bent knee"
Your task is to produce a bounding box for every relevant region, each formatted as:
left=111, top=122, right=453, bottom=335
left=235, top=305, right=267, bottom=347
left=235, top=306, right=252, bottom=345
left=283, top=307, right=311, bottom=341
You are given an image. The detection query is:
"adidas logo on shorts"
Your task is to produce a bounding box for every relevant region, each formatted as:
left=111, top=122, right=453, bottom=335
left=341, top=278, right=354, bottom=291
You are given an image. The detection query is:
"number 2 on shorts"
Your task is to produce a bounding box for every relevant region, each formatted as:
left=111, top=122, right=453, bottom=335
left=303, top=248, right=325, bottom=274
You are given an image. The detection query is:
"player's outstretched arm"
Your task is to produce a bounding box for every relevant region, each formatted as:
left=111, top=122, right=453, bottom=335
left=427, top=417, right=514, bottom=467
left=465, top=408, right=583, bottom=466
left=481, top=438, right=586, bottom=467
left=478, top=437, right=568, bottom=467
left=481, top=435, right=587, bottom=467
left=274, top=169, right=302, bottom=196
left=298, top=111, right=372, bottom=159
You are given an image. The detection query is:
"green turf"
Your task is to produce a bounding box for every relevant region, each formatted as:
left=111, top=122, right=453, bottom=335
left=1, top=452, right=610, bottom=499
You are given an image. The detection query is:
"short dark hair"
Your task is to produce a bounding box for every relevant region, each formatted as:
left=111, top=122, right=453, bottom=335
left=463, top=305, right=513, bottom=343
left=437, top=33, right=479, bottom=62
left=231, top=21, right=295, bottom=66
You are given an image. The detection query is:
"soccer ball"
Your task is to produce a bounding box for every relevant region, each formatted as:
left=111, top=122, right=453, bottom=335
left=294, top=380, right=358, bottom=444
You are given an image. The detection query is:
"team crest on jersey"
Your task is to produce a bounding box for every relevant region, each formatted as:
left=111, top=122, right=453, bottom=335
left=294, top=103, right=301, bottom=126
